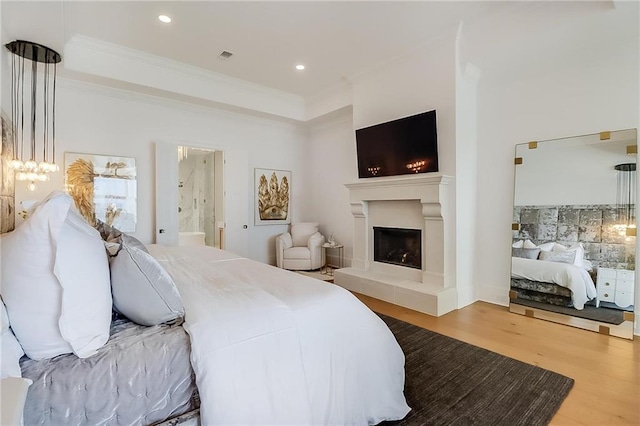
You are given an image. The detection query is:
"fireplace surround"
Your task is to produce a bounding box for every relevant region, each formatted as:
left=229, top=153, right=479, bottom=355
left=334, top=174, right=457, bottom=316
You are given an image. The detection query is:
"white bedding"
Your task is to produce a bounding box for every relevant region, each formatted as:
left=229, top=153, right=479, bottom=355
left=511, top=257, right=597, bottom=310
left=147, top=244, right=410, bottom=425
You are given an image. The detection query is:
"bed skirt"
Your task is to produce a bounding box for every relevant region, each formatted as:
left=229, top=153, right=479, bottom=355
left=511, top=278, right=573, bottom=307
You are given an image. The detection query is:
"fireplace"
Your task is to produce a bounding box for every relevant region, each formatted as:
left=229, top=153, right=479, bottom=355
left=373, top=227, right=421, bottom=269
left=334, top=174, right=457, bottom=317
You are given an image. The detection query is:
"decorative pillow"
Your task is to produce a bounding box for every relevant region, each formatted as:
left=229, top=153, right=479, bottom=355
left=537, top=242, right=562, bottom=252
left=512, top=239, right=536, bottom=249
left=512, top=247, right=541, bottom=260
left=0, top=191, right=111, bottom=360
left=538, top=242, right=585, bottom=268
left=95, top=220, right=147, bottom=256
left=539, top=250, right=576, bottom=265
left=109, top=238, right=184, bottom=326
left=1, top=299, right=24, bottom=378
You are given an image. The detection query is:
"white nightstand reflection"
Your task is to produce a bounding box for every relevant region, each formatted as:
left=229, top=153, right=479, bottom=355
left=322, top=243, right=344, bottom=276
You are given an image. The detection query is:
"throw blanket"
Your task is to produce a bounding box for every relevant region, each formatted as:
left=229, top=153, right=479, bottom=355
left=148, top=245, right=410, bottom=425
left=511, top=257, right=597, bottom=310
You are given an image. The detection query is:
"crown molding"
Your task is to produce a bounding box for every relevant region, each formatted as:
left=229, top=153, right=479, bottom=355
left=64, top=35, right=306, bottom=121
left=56, top=77, right=304, bottom=131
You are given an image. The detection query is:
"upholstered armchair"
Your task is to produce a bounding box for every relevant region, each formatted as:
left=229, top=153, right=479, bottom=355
left=276, top=222, right=325, bottom=270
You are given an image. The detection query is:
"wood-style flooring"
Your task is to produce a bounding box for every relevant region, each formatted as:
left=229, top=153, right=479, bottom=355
left=353, top=293, right=640, bottom=426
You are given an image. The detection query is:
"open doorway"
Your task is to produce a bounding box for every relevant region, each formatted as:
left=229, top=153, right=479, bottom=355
left=177, top=146, right=224, bottom=248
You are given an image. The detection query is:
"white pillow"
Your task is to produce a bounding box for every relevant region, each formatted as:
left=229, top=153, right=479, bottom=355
left=1, top=299, right=24, bottom=379
left=55, top=206, right=112, bottom=358
left=538, top=242, right=585, bottom=268
left=565, top=243, right=586, bottom=268
left=537, top=242, right=561, bottom=252
left=0, top=191, right=111, bottom=360
left=539, top=250, right=576, bottom=265
left=108, top=238, right=184, bottom=326
left=513, top=239, right=536, bottom=249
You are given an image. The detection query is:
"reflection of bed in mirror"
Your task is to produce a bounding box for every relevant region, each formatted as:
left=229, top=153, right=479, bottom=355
left=509, top=129, right=637, bottom=340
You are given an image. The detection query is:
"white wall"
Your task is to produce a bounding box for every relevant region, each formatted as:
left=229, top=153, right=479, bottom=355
left=13, top=80, right=309, bottom=264
left=455, top=62, right=480, bottom=308
left=352, top=34, right=457, bottom=176
left=475, top=21, right=639, bottom=307
left=306, top=34, right=460, bottom=297
left=306, top=111, right=355, bottom=265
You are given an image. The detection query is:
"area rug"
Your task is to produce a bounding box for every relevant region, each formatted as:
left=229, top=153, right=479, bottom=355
left=512, top=298, right=624, bottom=325
left=379, top=314, right=574, bottom=426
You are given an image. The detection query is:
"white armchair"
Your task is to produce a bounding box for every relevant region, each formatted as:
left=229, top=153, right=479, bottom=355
left=276, top=222, right=325, bottom=270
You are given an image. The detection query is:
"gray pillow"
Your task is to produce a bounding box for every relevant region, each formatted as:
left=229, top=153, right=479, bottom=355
left=512, top=247, right=541, bottom=260
left=95, top=220, right=147, bottom=256
left=108, top=238, right=184, bottom=326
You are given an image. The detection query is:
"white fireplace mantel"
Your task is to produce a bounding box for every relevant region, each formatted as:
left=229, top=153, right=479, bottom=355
left=335, top=173, right=457, bottom=316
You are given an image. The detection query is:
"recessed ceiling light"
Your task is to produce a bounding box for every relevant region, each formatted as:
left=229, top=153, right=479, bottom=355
left=158, top=15, right=172, bottom=23
left=295, top=64, right=305, bottom=70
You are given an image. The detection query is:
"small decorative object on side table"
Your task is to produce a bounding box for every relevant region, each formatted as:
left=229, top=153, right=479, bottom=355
left=322, top=242, right=344, bottom=276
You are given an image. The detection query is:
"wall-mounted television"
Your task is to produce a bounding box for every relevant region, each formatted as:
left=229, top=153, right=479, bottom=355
left=355, top=109, right=438, bottom=178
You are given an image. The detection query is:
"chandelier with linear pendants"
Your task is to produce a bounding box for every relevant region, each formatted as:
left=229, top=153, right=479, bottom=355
left=5, top=40, right=62, bottom=191
left=614, top=162, right=636, bottom=238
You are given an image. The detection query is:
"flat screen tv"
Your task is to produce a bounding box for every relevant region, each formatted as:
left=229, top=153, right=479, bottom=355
left=355, top=109, right=438, bottom=178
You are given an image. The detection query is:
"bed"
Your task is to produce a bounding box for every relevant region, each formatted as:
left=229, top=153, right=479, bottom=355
left=2, top=194, right=410, bottom=425
left=20, top=313, right=198, bottom=425
left=511, top=256, right=597, bottom=310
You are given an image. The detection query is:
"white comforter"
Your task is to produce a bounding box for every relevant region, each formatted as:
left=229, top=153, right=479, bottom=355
left=511, top=257, right=597, bottom=310
left=148, top=245, right=410, bottom=425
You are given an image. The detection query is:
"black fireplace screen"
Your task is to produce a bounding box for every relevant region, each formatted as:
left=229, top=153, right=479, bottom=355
left=373, top=227, right=422, bottom=269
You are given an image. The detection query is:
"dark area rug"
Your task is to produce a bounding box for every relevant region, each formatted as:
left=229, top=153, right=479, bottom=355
left=512, top=298, right=624, bottom=325
left=379, top=314, right=574, bottom=426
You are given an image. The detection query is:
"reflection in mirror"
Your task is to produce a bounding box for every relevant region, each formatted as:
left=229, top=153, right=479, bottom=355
left=509, top=129, right=637, bottom=339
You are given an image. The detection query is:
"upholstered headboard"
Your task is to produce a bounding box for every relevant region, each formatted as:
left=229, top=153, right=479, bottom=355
left=1, top=113, right=15, bottom=233
left=513, top=204, right=635, bottom=270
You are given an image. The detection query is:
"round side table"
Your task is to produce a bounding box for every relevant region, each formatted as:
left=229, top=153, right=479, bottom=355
left=322, top=243, right=344, bottom=276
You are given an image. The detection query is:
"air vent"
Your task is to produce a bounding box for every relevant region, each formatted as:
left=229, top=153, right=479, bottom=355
left=219, top=50, right=234, bottom=60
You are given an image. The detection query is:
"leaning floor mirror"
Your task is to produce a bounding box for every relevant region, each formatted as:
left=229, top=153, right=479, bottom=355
left=509, top=129, right=637, bottom=340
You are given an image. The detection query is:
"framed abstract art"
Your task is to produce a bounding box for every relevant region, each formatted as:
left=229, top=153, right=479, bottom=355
left=65, top=152, right=137, bottom=232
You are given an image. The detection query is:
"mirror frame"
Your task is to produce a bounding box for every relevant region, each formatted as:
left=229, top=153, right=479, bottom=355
left=509, top=129, right=637, bottom=340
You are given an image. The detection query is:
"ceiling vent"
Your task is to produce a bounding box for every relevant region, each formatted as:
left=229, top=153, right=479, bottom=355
left=218, top=50, right=233, bottom=60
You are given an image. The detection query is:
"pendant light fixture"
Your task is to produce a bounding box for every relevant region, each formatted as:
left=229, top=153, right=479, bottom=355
left=614, top=162, right=636, bottom=237
left=5, top=40, right=61, bottom=191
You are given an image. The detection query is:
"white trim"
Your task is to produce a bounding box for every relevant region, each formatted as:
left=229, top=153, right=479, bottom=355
left=57, top=78, right=304, bottom=132
left=64, top=35, right=306, bottom=121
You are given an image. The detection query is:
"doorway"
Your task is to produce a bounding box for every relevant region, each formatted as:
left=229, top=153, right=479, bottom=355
left=177, top=146, right=224, bottom=248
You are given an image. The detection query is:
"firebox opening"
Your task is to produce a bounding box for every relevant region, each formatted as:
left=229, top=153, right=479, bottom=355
left=373, top=227, right=422, bottom=270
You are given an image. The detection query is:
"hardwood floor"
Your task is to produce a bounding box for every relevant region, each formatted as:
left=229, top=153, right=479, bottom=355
left=353, top=293, right=640, bottom=426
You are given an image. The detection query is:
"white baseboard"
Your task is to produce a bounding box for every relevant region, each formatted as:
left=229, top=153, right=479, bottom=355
left=478, top=284, right=509, bottom=307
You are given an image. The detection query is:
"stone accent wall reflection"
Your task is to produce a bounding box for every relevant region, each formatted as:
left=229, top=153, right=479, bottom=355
left=513, top=205, right=635, bottom=270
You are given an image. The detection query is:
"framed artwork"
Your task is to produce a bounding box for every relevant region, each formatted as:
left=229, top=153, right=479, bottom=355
left=65, top=152, right=137, bottom=232
left=255, top=168, right=291, bottom=225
